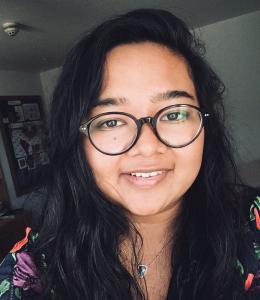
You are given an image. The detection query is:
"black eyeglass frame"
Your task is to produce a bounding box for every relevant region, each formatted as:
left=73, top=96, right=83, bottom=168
left=79, top=104, right=210, bottom=156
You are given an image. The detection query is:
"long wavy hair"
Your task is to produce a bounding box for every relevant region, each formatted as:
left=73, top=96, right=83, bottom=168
left=31, top=8, right=257, bottom=300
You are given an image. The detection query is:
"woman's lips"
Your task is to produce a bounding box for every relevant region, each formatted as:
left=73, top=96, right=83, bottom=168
left=121, top=171, right=169, bottom=187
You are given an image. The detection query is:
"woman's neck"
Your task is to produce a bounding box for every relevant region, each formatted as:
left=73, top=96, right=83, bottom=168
left=120, top=207, right=178, bottom=300
left=121, top=203, right=179, bottom=264
left=135, top=216, right=173, bottom=256
left=132, top=203, right=179, bottom=250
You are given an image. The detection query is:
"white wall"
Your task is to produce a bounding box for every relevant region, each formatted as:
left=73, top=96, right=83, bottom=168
left=198, top=10, right=260, bottom=162
left=197, top=10, right=260, bottom=186
left=0, top=71, right=43, bottom=96
left=0, top=71, right=44, bottom=208
left=40, top=67, right=61, bottom=116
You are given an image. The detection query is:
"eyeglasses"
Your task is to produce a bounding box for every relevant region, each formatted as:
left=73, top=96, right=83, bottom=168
left=79, top=104, right=210, bottom=156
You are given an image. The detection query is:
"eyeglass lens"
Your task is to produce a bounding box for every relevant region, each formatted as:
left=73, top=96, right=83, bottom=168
left=86, top=106, right=202, bottom=154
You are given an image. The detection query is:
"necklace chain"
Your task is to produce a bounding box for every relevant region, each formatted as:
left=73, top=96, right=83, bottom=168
left=120, top=235, right=173, bottom=278
left=137, top=236, right=173, bottom=278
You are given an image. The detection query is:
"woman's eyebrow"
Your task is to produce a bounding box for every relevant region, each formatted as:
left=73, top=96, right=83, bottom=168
left=92, top=97, right=128, bottom=107
left=93, top=90, right=194, bottom=107
left=150, top=90, right=195, bottom=103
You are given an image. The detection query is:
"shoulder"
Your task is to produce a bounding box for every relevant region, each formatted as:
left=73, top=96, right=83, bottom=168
left=0, top=227, right=42, bottom=299
left=237, top=195, right=260, bottom=293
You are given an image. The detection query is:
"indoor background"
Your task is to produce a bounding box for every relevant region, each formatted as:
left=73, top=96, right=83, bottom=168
left=0, top=0, right=259, bottom=218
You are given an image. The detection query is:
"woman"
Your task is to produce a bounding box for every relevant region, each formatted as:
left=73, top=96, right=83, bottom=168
left=0, top=8, right=259, bottom=300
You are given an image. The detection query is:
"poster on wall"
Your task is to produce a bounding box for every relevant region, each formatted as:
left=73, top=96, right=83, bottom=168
left=0, top=96, right=49, bottom=196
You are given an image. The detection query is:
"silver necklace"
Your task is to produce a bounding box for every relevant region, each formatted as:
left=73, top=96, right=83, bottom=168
left=137, top=236, right=173, bottom=278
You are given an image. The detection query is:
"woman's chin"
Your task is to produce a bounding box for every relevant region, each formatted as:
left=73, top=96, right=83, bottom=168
left=123, top=201, right=165, bottom=218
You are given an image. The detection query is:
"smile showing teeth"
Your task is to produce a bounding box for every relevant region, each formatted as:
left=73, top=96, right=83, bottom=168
left=130, top=171, right=163, bottom=178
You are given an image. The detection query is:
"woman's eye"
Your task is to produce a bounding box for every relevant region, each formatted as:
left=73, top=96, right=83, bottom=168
left=104, top=120, right=118, bottom=127
left=161, top=111, right=188, bottom=121
left=98, top=119, right=124, bottom=129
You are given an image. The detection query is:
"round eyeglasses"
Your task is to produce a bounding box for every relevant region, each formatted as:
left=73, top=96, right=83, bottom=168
left=79, top=104, right=210, bottom=156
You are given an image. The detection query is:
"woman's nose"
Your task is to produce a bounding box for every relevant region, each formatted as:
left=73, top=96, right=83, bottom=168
left=127, top=123, right=168, bottom=157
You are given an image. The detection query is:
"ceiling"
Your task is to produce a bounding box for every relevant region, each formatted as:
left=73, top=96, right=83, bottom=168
left=0, top=0, right=260, bottom=73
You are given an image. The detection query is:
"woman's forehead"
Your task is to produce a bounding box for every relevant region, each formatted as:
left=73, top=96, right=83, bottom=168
left=101, top=42, right=196, bottom=98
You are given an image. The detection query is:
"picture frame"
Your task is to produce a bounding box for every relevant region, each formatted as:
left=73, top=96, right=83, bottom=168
left=0, top=96, right=49, bottom=196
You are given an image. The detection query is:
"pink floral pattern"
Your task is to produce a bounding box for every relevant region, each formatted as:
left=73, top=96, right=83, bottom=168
left=13, top=252, right=42, bottom=293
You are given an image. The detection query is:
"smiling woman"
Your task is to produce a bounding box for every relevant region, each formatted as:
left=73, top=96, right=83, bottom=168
left=0, top=8, right=259, bottom=300
left=84, top=43, right=205, bottom=219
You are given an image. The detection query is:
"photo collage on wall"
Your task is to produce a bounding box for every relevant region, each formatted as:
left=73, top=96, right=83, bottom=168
left=0, top=97, right=49, bottom=196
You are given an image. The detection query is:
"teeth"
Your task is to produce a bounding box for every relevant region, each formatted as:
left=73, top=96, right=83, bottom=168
left=130, top=171, right=163, bottom=178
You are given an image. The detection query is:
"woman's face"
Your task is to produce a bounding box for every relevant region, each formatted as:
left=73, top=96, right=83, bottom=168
left=83, top=42, right=204, bottom=218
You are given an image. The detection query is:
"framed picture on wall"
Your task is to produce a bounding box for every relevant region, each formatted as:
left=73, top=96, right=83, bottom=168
left=0, top=96, right=49, bottom=196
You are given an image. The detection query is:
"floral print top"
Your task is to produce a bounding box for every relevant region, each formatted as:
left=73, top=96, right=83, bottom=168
left=0, top=196, right=260, bottom=299
left=0, top=228, right=42, bottom=299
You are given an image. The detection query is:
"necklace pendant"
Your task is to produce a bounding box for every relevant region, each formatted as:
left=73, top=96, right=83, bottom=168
left=137, top=264, right=148, bottom=278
